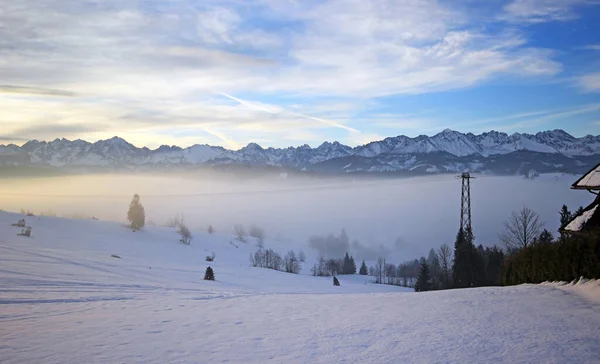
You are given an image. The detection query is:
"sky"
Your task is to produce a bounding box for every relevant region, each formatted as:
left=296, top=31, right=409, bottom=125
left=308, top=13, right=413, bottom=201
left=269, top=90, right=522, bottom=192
left=1, top=0, right=600, bottom=150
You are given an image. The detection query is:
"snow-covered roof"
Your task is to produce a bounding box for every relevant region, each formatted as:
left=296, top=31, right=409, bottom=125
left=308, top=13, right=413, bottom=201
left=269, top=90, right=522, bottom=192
left=564, top=204, right=599, bottom=233
left=572, top=163, right=600, bottom=190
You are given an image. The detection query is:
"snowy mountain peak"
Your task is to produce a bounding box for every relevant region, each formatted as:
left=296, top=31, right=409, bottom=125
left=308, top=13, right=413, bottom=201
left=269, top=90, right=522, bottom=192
left=1, top=129, right=599, bottom=171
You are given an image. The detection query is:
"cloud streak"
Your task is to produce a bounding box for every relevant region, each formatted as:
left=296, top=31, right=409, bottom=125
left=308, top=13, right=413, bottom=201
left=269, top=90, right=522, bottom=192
left=0, top=85, right=76, bottom=97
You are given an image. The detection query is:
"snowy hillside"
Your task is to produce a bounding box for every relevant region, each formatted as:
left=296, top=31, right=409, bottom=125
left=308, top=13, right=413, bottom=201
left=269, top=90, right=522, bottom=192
left=1, top=129, right=599, bottom=174
left=1, top=212, right=600, bottom=363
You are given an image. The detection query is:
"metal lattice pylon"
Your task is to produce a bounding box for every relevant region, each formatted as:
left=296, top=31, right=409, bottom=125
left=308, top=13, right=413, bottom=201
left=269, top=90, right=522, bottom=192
left=458, top=172, right=475, bottom=232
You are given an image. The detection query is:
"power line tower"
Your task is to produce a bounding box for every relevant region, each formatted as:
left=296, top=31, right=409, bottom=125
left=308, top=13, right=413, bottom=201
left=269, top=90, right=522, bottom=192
left=457, top=172, right=475, bottom=233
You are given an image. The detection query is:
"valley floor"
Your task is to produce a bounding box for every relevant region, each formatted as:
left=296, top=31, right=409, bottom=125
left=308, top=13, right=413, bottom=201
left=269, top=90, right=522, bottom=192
left=1, top=212, right=599, bottom=363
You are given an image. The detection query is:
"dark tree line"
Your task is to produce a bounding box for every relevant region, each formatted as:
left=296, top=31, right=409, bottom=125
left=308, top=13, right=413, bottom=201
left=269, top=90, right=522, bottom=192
left=250, top=248, right=302, bottom=274
left=311, top=252, right=357, bottom=276
left=503, top=230, right=600, bottom=285
left=502, top=204, right=599, bottom=285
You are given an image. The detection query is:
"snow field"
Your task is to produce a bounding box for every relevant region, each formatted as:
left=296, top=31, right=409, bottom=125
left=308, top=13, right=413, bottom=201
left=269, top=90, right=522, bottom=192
left=1, top=212, right=600, bottom=363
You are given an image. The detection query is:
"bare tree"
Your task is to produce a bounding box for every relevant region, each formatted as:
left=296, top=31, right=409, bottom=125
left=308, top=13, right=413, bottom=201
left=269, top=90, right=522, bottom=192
left=177, top=222, right=192, bottom=245
left=437, top=243, right=452, bottom=288
left=375, top=257, right=384, bottom=284
left=233, top=224, right=247, bottom=242
left=166, top=213, right=185, bottom=228
left=499, top=206, right=544, bottom=251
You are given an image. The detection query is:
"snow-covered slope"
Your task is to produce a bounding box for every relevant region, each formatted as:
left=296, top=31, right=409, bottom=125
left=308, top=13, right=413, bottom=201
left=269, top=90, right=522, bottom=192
left=1, top=212, right=600, bottom=363
left=1, top=130, right=599, bottom=173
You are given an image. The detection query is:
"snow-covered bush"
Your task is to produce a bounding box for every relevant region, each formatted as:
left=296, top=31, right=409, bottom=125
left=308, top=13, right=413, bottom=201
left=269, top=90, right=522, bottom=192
left=18, top=227, right=31, bottom=237
left=12, top=219, right=26, bottom=227
left=206, top=252, right=216, bottom=262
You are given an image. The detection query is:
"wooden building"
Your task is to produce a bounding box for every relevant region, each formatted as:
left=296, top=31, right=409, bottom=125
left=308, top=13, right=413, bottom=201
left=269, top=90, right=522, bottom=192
left=563, top=163, right=600, bottom=234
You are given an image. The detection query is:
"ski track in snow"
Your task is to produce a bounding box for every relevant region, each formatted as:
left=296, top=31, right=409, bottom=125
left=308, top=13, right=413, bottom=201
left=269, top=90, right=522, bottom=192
left=1, top=212, right=600, bottom=363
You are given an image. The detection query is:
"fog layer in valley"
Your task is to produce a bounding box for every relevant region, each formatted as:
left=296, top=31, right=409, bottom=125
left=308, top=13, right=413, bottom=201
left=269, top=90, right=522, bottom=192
left=0, top=172, right=592, bottom=262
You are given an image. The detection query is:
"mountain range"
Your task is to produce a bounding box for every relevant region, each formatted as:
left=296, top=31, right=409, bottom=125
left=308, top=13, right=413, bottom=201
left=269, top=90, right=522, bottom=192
left=1, top=129, right=599, bottom=175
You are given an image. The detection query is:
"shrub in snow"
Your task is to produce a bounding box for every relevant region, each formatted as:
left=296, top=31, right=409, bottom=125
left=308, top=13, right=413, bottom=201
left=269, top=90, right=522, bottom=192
left=206, top=252, right=216, bottom=262
left=233, top=224, right=247, bottom=242
left=204, top=266, right=215, bottom=281
left=178, top=222, right=192, bottom=245
left=127, top=194, right=145, bottom=230
left=111, top=254, right=121, bottom=259
left=17, top=227, right=31, bottom=237
left=333, top=276, right=340, bottom=286
left=12, top=219, right=26, bottom=227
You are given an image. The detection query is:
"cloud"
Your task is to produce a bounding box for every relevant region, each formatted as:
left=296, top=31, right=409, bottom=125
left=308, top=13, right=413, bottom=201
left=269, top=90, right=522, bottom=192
left=501, top=0, right=597, bottom=23
left=0, top=85, right=76, bottom=97
left=577, top=73, right=600, bottom=92
left=584, top=44, right=600, bottom=51
left=0, top=0, right=576, bottom=147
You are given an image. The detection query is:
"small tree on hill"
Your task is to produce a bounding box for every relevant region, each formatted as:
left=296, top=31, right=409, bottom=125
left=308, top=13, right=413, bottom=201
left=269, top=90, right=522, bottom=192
left=127, top=194, right=145, bottom=230
left=359, top=260, right=368, bottom=275
left=208, top=225, right=214, bottom=234
left=204, top=266, right=215, bottom=281
left=415, top=259, right=431, bottom=292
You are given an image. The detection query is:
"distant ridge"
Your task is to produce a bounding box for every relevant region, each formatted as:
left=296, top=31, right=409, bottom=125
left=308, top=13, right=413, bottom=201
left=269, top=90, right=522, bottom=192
left=1, top=129, right=599, bottom=175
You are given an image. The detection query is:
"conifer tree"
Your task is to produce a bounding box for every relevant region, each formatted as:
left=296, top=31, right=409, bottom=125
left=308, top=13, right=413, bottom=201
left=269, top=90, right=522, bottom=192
left=127, top=193, right=145, bottom=230
left=559, top=205, right=572, bottom=230
left=415, top=259, right=431, bottom=292
left=204, top=266, right=215, bottom=281
left=359, top=260, right=368, bottom=275
left=453, top=228, right=476, bottom=288
left=350, top=256, right=357, bottom=274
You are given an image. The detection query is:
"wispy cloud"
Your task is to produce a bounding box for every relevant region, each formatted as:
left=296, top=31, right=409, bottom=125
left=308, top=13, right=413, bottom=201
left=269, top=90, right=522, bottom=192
left=0, top=85, right=76, bottom=97
left=576, top=73, right=600, bottom=92
left=501, top=0, right=596, bottom=23
left=219, top=93, right=360, bottom=133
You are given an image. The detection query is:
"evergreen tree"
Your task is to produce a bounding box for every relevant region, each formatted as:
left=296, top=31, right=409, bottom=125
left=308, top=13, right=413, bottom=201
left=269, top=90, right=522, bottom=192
left=127, top=193, right=145, bottom=230
left=333, top=276, right=340, bottom=286
left=559, top=205, right=572, bottom=230
left=536, top=229, right=554, bottom=244
left=415, top=259, right=431, bottom=292
left=204, top=266, right=215, bottom=281
left=350, top=255, right=357, bottom=274
left=427, top=248, right=441, bottom=289
left=342, top=253, right=352, bottom=274
left=453, top=228, right=476, bottom=288
left=359, top=260, right=368, bottom=275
